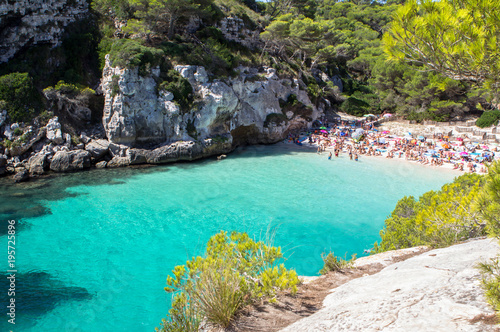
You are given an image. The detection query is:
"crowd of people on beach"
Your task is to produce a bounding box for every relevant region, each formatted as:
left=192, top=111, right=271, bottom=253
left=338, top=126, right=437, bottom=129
left=287, top=119, right=499, bottom=173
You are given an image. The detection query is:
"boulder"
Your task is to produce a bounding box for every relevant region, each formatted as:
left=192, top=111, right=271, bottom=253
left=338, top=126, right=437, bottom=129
left=95, top=161, right=107, bottom=169
left=46, top=117, right=64, bottom=145
left=85, top=139, right=110, bottom=160
left=144, top=141, right=204, bottom=164
left=107, top=156, right=130, bottom=168
left=28, top=153, right=48, bottom=176
left=13, top=169, right=29, bottom=183
left=50, top=150, right=91, bottom=172
left=0, top=155, right=6, bottom=167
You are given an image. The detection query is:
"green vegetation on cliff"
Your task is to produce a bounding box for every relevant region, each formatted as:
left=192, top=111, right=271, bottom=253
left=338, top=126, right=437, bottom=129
left=0, top=0, right=498, bottom=125
left=0, top=73, right=42, bottom=122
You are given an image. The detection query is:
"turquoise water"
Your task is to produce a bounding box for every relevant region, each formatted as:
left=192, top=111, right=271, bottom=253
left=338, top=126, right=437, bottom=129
left=0, top=144, right=457, bottom=331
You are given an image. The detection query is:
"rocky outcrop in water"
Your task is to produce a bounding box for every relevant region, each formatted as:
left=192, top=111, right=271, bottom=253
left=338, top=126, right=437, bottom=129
left=101, top=56, right=321, bottom=148
left=0, top=0, right=89, bottom=63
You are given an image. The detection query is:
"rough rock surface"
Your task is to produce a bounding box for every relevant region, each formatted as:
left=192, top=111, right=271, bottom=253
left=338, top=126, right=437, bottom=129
left=281, top=238, right=499, bottom=332
left=85, top=139, right=110, bottom=160
left=46, top=117, right=64, bottom=145
left=44, top=88, right=93, bottom=127
left=101, top=57, right=320, bottom=147
left=50, top=150, right=91, bottom=172
left=13, top=169, right=29, bottom=182
left=28, top=153, right=48, bottom=175
left=0, top=0, right=89, bottom=63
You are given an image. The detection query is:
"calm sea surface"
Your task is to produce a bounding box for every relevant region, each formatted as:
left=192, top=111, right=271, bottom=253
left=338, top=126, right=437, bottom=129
left=0, top=144, right=457, bottom=331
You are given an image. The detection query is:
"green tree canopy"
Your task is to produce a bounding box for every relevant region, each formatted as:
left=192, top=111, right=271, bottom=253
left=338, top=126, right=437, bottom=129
left=383, top=0, right=500, bottom=88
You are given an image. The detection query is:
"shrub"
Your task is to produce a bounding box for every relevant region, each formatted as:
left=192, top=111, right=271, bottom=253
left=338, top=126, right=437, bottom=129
left=108, top=39, right=164, bottom=72
left=264, top=113, right=288, bottom=127
left=1, top=139, right=12, bottom=149
left=477, top=161, right=500, bottom=237
left=477, top=256, right=500, bottom=318
left=159, top=70, right=193, bottom=111
left=37, top=110, right=54, bottom=126
left=0, top=72, right=41, bottom=122
left=44, top=81, right=96, bottom=98
left=157, top=231, right=299, bottom=331
left=373, top=173, right=486, bottom=253
left=110, top=75, right=120, bottom=97
left=476, top=109, right=500, bottom=128
left=319, top=252, right=356, bottom=274
left=13, top=128, right=23, bottom=136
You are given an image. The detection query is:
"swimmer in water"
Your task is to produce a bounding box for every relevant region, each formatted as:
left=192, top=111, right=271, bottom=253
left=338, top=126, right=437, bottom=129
left=328, top=151, right=332, bottom=160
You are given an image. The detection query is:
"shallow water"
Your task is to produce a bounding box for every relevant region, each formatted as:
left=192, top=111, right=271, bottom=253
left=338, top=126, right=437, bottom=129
left=0, top=144, right=457, bottom=331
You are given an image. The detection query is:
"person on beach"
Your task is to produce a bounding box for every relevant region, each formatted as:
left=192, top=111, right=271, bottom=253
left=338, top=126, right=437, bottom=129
left=355, top=154, right=358, bottom=161
left=328, top=151, right=332, bottom=160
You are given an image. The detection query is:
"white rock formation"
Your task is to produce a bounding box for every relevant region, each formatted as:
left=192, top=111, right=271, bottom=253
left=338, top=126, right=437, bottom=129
left=0, top=0, right=89, bottom=63
left=46, top=117, right=64, bottom=145
left=282, top=238, right=499, bottom=332
left=101, top=56, right=321, bottom=146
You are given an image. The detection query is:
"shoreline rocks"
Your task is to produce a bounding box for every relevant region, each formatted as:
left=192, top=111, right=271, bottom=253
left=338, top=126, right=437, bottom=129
left=50, top=150, right=91, bottom=172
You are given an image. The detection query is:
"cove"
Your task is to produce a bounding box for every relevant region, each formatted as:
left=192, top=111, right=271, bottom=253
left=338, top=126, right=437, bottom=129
left=0, top=144, right=457, bottom=331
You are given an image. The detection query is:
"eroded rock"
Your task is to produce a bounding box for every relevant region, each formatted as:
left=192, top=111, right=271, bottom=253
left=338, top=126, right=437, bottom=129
left=85, top=139, right=110, bottom=160
left=50, top=150, right=91, bottom=172
left=46, top=117, right=64, bottom=145
left=28, top=153, right=48, bottom=176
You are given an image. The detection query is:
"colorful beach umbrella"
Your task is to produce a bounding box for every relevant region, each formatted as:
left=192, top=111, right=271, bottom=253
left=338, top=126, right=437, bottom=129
left=320, top=126, right=327, bottom=130
left=363, top=114, right=375, bottom=117
left=460, top=152, right=469, bottom=156
left=383, top=113, right=392, bottom=117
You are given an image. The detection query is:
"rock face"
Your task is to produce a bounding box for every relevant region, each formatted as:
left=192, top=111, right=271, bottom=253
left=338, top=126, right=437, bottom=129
left=85, top=139, right=110, bottom=160
left=281, top=238, right=499, bottom=332
left=50, top=150, right=91, bottom=172
left=46, top=117, right=64, bottom=145
left=101, top=56, right=320, bottom=148
left=43, top=88, right=94, bottom=128
left=0, top=0, right=89, bottom=63
left=28, top=153, right=48, bottom=176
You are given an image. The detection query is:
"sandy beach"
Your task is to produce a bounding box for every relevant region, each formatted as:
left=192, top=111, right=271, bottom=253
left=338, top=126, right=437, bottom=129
left=282, top=119, right=499, bottom=174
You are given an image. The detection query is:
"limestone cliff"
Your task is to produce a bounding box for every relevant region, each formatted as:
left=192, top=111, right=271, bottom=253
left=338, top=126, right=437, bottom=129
left=101, top=55, right=321, bottom=149
left=0, top=0, right=88, bottom=63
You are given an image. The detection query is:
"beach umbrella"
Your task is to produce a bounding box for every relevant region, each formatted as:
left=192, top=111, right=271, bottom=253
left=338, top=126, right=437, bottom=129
left=382, top=130, right=390, bottom=134
left=320, top=126, right=327, bottom=130
left=457, top=137, right=463, bottom=141
left=363, top=114, right=375, bottom=117
left=320, top=130, right=328, bottom=134
left=383, top=113, right=392, bottom=117
left=428, top=149, right=437, bottom=154
left=460, top=152, right=469, bottom=156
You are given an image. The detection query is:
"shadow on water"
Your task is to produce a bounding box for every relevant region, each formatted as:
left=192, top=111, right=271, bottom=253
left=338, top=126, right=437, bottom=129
left=0, top=271, right=92, bottom=330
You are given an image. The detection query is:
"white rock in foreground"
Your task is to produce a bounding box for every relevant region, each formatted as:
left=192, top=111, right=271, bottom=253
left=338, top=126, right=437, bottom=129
left=282, top=238, right=499, bottom=332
